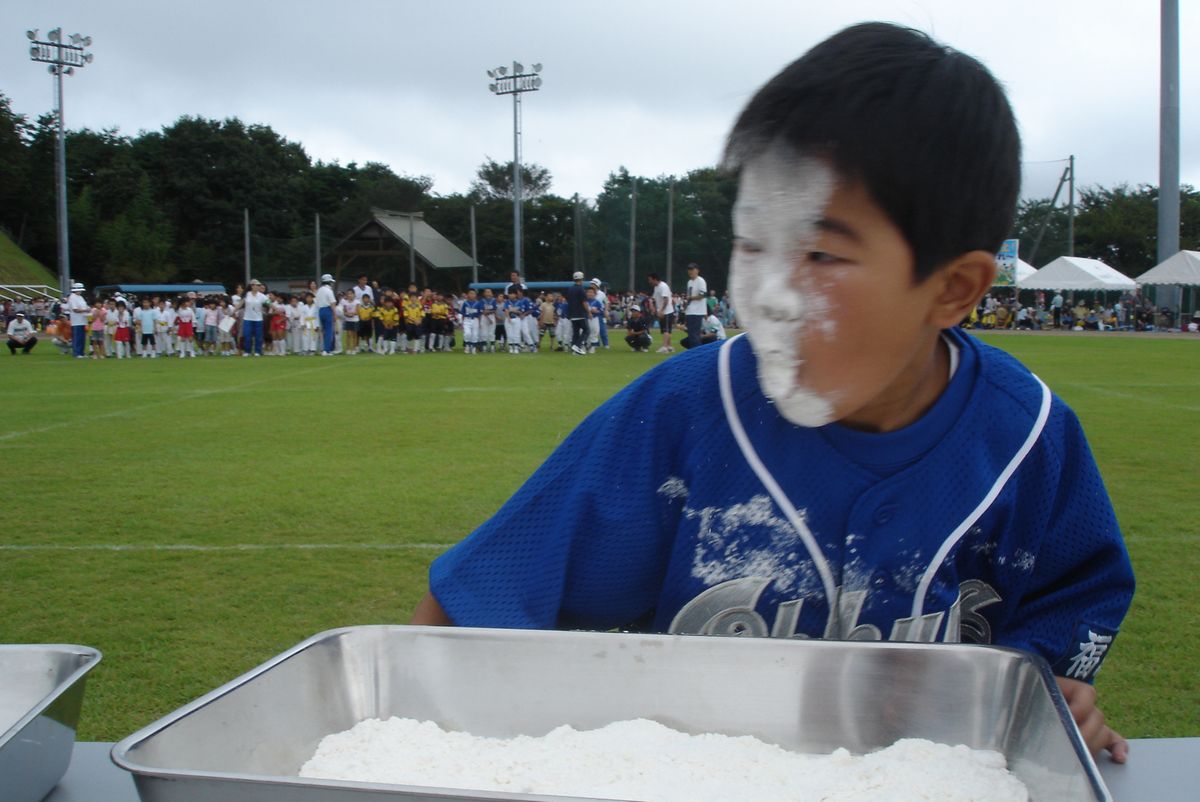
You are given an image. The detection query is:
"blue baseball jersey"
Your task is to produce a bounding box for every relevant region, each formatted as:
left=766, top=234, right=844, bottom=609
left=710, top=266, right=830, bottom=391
left=555, top=301, right=568, bottom=319
left=588, top=298, right=605, bottom=318
left=482, top=298, right=498, bottom=317
left=431, top=328, right=1134, bottom=682
left=504, top=300, right=521, bottom=319
left=460, top=299, right=482, bottom=319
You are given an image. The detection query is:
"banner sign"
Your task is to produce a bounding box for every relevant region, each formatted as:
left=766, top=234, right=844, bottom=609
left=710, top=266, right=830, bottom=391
left=994, top=239, right=1019, bottom=286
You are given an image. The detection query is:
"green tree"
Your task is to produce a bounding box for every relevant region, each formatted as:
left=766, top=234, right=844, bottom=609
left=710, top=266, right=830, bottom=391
left=469, top=157, right=552, bottom=201
left=0, top=93, right=34, bottom=246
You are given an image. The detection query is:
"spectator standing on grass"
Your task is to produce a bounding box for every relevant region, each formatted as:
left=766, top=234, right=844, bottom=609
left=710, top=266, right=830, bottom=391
left=89, top=301, right=107, bottom=359
left=67, top=282, right=89, bottom=358
left=353, top=274, right=374, bottom=304
left=684, top=263, right=708, bottom=352
left=316, top=274, right=338, bottom=355
left=1050, top=292, right=1064, bottom=328
left=6, top=312, right=37, bottom=354
left=240, top=280, right=269, bottom=357
left=565, top=271, right=590, bottom=355
left=647, top=273, right=675, bottom=353
left=136, top=298, right=159, bottom=358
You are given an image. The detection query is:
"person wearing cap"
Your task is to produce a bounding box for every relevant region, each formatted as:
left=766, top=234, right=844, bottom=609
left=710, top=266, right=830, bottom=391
left=66, top=282, right=89, bottom=358
left=683, top=262, right=708, bottom=351
left=590, top=278, right=611, bottom=348
left=6, top=312, right=37, bottom=354
left=564, top=271, right=590, bottom=355
left=240, top=280, right=269, bottom=356
left=315, top=274, right=338, bottom=355
left=624, top=304, right=651, bottom=352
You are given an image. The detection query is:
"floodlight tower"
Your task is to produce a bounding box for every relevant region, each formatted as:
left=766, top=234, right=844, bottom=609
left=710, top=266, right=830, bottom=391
left=487, top=62, right=542, bottom=277
left=27, top=27, right=94, bottom=294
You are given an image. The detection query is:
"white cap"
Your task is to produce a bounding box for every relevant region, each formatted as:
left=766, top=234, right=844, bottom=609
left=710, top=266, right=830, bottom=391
left=321, top=273, right=335, bottom=283
left=572, top=271, right=584, bottom=280
left=71, top=282, right=84, bottom=292
left=590, top=277, right=601, bottom=286
left=630, top=304, right=640, bottom=312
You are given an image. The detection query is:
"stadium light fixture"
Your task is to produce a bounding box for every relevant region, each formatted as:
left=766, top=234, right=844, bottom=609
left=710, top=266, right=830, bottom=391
left=27, top=24, right=95, bottom=294
left=485, top=60, right=543, bottom=278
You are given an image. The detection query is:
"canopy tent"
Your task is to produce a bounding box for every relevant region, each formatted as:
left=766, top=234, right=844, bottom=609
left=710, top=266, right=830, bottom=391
left=1016, top=259, right=1037, bottom=283
left=1017, top=256, right=1136, bottom=291
left=1135, top=250, right=1200, bottom=286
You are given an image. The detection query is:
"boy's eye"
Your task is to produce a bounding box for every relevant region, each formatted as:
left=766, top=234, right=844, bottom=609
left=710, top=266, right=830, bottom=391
left=807, top=251, right=844, bottom=265
left=734, top=239, right=763, bottom=255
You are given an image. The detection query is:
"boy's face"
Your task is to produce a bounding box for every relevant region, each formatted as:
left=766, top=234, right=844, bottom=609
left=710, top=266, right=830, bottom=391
left=731, top=147, right=951, bottom=431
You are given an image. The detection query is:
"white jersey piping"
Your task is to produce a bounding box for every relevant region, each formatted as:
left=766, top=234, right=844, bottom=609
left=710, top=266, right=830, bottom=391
left=718, top=334, right=839, bottom=620
left=910, top=374, right=1053, bottom=618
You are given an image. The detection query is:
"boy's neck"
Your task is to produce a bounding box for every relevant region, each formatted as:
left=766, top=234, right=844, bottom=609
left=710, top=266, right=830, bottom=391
left=838, top=332, right=950, bottom=434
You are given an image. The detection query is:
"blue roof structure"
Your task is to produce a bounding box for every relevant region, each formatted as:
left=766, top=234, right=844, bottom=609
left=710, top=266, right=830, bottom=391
left=93, top=283, right=228, bottom=295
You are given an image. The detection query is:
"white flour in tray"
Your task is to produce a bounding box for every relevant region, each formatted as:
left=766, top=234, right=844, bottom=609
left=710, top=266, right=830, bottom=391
left=300, top=717, right=1029, bottom=801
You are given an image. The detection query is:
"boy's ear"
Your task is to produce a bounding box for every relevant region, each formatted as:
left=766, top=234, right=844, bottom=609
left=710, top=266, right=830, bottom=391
left=927, top=250, right=997, bottom=328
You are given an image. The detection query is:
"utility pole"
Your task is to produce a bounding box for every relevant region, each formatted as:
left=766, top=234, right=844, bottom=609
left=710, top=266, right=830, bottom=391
left=628, top=179, right=638, bottom=293
left=243, top=208, right=251, bottom=287
left=1159, top=0, right=1182, bottom=314
left=1067, top=155, right=1075, bottom=257
left=469, top=205, right=479, bottom=285
left=665, top=180, right=675, bottom=288
left=314, top=212, right=321, bottom=283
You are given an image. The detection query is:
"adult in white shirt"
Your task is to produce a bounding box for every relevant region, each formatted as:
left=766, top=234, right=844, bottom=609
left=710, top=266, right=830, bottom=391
left=315, top=273, right=338, bottom=354
left=648, top=273, right=675, bottom=353
left=352, top=274, right=374, bottom=304
left=683, top=262, right=708, bottom=351
left=66, top=282, right=89, bottom=358
left=7, top=312, right=37, bottom=354
left=240, top=279, right=269, bottom=356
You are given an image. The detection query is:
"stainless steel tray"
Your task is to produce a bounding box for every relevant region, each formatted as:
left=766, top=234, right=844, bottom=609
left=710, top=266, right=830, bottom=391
left=112, top=626, right=1108, bottom=801
left=0, top=644, right=102, bottom=802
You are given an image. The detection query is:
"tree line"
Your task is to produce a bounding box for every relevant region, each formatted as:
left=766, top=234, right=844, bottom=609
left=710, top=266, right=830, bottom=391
left=1, top=91, right=1195, bottom=293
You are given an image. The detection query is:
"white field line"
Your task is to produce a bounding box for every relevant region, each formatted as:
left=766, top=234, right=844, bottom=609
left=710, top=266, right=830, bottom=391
left=0, top=363, right=338, bottom=443
left=1059, top=383, right=1200, bottom=412
left=0, top=542, right=455, bottom=552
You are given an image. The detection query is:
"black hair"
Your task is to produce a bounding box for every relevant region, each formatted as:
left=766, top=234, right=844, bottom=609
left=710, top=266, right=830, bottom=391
left=724, top=22, right=1020, bottom=281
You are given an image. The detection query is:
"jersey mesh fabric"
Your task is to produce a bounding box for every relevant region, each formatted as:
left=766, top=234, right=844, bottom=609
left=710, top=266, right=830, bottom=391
left=430, top=329, right=1133, bottom=679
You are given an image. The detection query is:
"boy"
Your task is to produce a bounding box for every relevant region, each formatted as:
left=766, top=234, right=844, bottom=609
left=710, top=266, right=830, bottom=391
left=624, top=304, right=652, bottom=352
left=479, top=288, right=498, bottom=353
left=412, top=23, right=1133, bottom=763
left=459, top=289, right=482, bottom=354
left=403, top=292, right=424, bottom=353
left=135, top=298, right=159, bottom=357
left=376, top=296, right=401, bottom=354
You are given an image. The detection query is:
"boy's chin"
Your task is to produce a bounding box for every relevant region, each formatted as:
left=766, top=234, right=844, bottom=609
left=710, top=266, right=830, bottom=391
left=756, top=360, right=836, bottom=428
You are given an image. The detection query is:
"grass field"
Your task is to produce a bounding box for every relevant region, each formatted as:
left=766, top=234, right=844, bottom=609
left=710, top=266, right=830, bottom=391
left=1, top=332, right=1196, bottom=742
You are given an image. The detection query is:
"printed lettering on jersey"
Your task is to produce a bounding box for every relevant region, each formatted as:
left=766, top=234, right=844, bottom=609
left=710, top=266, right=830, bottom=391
left=1059, top=623, right=1117, bottom=681
left=668, top=575, right=1002, bottom=644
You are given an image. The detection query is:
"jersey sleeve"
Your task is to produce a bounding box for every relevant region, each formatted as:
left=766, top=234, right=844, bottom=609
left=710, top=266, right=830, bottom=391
left=991, top=403, right=1135, bottom=683
left=430, top=369, right=691, bottom=630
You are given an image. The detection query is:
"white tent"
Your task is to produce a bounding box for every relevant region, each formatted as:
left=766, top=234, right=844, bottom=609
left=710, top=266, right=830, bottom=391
left=1017, top=256, right=1136, bottom=291
left=1016, top=259, right=1037, bottom=283
left=1135, top=250, right=1200, bottom=286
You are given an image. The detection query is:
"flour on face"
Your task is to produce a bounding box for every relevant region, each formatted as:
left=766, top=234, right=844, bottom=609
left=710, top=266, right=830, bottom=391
left=685, top=495, right=821, bottom=598
left=730, top=146, right=839, bottom=427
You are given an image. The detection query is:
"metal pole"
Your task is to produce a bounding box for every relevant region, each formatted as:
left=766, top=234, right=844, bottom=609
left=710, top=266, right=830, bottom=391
left=573, top=194, right=584, bottom=275
left=470, top=204, right=479, bottom=285
left=314, top=212, right=321, bottom=283
left=512, top=91, right=523, bottom=277
left=54, top=64, right=70, bottom=294
left=243, top=208, right=251, bottom=287
left=408, top=214, right=416, bottom=284
left=665, top=180, right=675, bottom=289
left=1067, top=155, right=1075, bottom=257
left=628, top=179, right=637, bottom=293
left=1159, top=0, right=1182, bottom=315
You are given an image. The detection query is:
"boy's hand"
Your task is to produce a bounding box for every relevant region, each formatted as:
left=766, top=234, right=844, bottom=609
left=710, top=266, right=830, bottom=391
left=1056, top=677, right=1128, bottom=763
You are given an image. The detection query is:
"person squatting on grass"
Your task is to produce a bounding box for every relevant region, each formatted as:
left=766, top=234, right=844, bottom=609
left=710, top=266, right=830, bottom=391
left=412, top=23, right=1135, bottom=764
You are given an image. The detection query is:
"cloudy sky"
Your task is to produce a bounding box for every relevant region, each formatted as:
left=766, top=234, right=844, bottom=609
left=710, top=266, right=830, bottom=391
left=2, top=0, right=1195, bottom=201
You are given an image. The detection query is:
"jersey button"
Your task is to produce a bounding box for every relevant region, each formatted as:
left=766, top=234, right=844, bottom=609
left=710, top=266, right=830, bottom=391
left=873, top=504, right=897, bottom=525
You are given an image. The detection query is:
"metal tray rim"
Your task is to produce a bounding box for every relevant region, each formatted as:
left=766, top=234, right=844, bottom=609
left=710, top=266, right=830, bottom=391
left=0, top=643, right=102, bottom=745
left=108, top=626, right=1107, bottom=801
